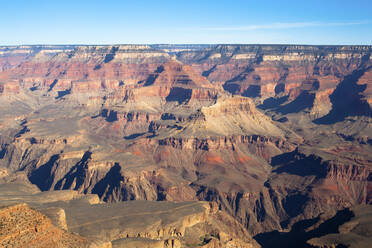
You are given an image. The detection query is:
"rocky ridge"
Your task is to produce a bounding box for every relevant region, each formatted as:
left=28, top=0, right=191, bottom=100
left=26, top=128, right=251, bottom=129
left=0, top=181, right=259, bottom=248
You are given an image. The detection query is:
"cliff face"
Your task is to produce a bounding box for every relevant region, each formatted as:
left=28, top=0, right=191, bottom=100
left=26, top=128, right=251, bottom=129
left=0, top=182, right=260, bottom=248
left=0, top=44, right=371, bottom=242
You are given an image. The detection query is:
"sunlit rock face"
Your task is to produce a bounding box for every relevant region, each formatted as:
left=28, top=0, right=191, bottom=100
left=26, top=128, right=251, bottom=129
left=0, top=44, right=371, bottom=242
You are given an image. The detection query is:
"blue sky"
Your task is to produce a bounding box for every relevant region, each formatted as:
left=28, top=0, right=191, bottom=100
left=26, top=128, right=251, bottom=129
left=1, top=0, right=371, bottom=45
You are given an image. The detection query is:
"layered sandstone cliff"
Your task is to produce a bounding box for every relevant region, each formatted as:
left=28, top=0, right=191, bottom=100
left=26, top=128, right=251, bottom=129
left=0, top=44, right=371, bottom=246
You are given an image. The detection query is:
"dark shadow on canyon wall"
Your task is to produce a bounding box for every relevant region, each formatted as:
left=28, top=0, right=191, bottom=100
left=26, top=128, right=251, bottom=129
left=103, top=46, right=118, bottom=63
left=243, top=85, right=261, bottom=98
left=54, top=151, right=92, bottom=191
left=29, top=154, right=60, bottom=191
left=223, top=66, right=254, bottom=95
left=144, top=65, right=164, bottom=86
left=101, top=109, right=118, bottom=122
left=277, top=91, right=316, bottom=114
left=48, top=79, right=58, bottom=92
left=166, top=87, right=192, bottom=104
left=92, top=163, right=124, bottom=201
left=314, top=55, right=372, bottom=125
left=202, top=64, right=217, bottom=77
left=56, top=89, right=71, bottom=99
left=258, top=96, right=289, bottom=110
left=223, top=82, right=241, bottom=95
left=270, top=150, right=326, bottom=177
left=254, top=208, right=354, bottom=248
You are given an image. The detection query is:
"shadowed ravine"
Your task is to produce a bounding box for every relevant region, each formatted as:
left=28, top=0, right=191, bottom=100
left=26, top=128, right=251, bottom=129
left=254, top=208, right=354, bottom=248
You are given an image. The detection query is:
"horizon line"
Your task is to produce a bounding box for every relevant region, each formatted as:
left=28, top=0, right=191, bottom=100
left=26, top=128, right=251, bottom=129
left=1, top=43, right=372, bottom=47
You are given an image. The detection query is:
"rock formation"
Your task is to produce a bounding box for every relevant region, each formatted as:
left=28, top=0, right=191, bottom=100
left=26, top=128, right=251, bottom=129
left=0, top=203, right=90, bottom=248
left=0, top=44, right=371, bottom=246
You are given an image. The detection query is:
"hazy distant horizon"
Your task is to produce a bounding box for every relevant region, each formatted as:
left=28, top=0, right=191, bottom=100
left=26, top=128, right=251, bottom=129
left=1, top=43, right=372, bottom=47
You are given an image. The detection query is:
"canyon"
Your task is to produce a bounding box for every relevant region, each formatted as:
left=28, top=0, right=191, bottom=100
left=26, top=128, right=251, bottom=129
left=0, top=44, right=371, bottom=247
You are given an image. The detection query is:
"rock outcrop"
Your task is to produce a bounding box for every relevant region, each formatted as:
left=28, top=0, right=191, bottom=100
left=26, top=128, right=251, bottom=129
left=0, top=203, right=89, bottom=248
